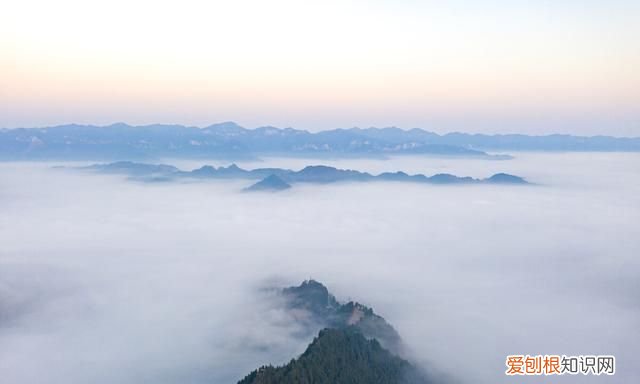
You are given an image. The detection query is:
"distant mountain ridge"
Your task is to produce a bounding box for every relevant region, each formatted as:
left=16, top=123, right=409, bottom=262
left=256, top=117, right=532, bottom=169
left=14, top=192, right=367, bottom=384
left=3, top=122, right=637, bottom=160
left=80, top=161, right=529, bottom=189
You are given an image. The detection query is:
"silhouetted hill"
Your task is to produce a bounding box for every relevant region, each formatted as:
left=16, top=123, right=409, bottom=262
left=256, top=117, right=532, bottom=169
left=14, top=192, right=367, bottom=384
left=289, top=165, right=374, bottom=183
left=485, top=173, right=527, bottom=184
left=244, top=175, right=291, bottom=192
left=237, top=328, right=430, bottom=384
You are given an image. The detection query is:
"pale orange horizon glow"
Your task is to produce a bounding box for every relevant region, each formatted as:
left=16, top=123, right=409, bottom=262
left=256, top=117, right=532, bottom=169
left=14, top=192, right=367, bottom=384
left=1, top=0, right=639, bottom=135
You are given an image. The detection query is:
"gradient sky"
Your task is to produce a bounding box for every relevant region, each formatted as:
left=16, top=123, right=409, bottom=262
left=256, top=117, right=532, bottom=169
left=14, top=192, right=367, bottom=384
left=1, top=0, right=639, bottom=135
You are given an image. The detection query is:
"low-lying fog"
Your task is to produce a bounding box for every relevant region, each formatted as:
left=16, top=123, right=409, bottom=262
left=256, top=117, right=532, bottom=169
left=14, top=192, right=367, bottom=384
left=0, top=153, right=638, bottom=383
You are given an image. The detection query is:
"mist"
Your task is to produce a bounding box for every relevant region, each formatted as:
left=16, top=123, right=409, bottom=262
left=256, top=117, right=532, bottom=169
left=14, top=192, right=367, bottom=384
left=0, top=153, right=638, bottom=383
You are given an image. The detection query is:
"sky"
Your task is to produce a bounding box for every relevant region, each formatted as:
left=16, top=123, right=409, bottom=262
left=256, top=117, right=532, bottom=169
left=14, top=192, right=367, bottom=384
left=1, top=0, right=639, bottom=135
left=1, top=153, right=639, bottom=383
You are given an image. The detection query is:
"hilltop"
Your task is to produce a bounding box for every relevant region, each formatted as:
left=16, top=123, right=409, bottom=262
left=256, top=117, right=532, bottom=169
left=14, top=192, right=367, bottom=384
left=237, top=280, right=433, bottom=384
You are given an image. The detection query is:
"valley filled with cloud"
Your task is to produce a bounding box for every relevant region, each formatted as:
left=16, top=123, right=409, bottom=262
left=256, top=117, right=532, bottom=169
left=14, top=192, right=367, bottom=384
left=0, top=153, right=638, bottom=383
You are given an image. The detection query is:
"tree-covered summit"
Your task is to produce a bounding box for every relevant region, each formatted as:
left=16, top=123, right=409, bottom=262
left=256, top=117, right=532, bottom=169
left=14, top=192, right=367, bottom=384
left=237, top=328, right=430, bottom=384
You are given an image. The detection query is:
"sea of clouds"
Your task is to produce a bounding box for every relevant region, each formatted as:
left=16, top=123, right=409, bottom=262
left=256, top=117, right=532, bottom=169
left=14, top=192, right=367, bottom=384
left=0, top=152, right=638, bottom=383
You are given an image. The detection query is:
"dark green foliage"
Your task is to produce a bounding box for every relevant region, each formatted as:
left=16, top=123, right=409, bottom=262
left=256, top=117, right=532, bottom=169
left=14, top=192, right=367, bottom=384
left=237, top=328, right=429, bottom=384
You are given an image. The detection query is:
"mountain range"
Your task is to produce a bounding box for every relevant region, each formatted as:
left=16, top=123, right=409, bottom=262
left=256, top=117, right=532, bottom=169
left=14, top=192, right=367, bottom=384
left=3, top=122, right=639, bottom=160
left=80, top=161, right=528, bottom=189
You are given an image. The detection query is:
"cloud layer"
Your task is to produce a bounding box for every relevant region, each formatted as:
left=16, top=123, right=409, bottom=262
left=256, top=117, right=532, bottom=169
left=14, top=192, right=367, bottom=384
left=0, top=153, right=638, bottom=383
